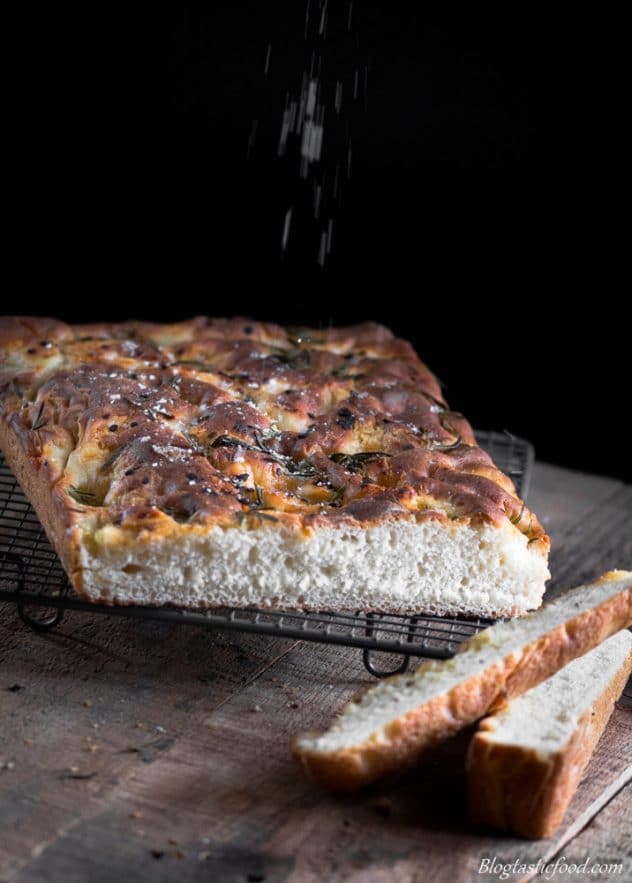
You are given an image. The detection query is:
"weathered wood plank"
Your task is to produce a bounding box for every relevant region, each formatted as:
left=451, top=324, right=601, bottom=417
left=545, top=484, right=632, bottom=599
left=10, top=645, right=631, bottom=883
left=531, top=783, right=632, bottom=883
left=0, top=608, right=298, bottom=880
left=528, top=462, right=622, bottom=548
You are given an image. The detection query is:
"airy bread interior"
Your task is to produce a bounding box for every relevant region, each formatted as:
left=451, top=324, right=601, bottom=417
left=476, top=629, right=632, bottom=752
left=76, top=515, right=547, bottom=616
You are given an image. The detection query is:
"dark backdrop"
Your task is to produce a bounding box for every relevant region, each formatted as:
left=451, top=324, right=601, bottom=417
left=2, top=5, right=629, bottom=479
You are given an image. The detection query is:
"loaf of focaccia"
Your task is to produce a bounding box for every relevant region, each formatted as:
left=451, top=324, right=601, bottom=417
left=0, top=316, right=549, bottom=614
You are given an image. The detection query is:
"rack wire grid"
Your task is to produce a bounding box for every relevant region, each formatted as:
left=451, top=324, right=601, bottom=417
left=0, top=430, right=532, bottom=677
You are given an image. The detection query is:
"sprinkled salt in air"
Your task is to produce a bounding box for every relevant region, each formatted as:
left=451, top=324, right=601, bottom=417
left=257, top=0, right=368, bottom=265
left=306, top=78, right=317, bottom=117
left=304, top=0, right=311, bottom=38
left=314, top=182, right=322, bottom=218
left=300, top=117, right=323, bottom=173
left=319, top=0, right=328, bottom=36
left=282, top=207, right=293, bottom=251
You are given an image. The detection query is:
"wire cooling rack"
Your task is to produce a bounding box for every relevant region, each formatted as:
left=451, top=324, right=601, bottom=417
left=0, top=430, right=531, bottom=677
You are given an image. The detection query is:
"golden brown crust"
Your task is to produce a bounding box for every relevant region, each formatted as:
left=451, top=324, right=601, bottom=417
left=466, top=648, right=632, bottom=838
left=0, top=416, right=80, bottom=579
left=0, top=315, right=548, bottom=599
left=292, top=576, right=632, bottom=793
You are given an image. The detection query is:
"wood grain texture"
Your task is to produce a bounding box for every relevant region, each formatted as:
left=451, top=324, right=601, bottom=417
left=528, top=463, right=622, bottom=548
left=531, top=783, right=632, bottom=883
left=1, top=461, right=631, bottom=883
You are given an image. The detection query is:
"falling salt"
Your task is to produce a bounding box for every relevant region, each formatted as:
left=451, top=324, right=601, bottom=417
left=306, top=78, right=317, bottom=116
left=304, top=0, right=311, bottom=38
left=256, top=0, right=368, bottom=265
left=300, top=119, right=323, bottom=170
left=313, top=182, right=322, bottom=217
left=319, top=0, right=328, bottom=36
left=282, top=207, right=293, bottom=251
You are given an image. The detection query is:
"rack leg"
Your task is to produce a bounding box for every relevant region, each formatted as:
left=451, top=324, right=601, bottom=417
left=1, top=550, right=66, bottom=632
left=362, top=612, right=413, bottom=677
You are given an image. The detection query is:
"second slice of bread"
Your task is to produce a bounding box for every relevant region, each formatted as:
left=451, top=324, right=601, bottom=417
left=293, top=571, right=632, bottom=792
left=466, top=629, right=632, bottom=838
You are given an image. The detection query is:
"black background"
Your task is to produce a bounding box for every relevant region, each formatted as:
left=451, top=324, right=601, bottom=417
left=2, top=5, right=629, bottom=479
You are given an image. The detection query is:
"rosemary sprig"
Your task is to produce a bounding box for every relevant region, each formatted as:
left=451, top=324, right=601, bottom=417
left=328, top=485, right=346, bottom=507
left=249, top=484, right=265, bottom=509
left=68, top=487, right=99, bottom=506
left=101, top=447, right=125, bottom=472
left=429, top=435, right=462, bottom=452
left=330, top=451, right=391, bottom=473
left=32, top=402, right=48, bottom=431
left=210, top=434, right=244, bottom=449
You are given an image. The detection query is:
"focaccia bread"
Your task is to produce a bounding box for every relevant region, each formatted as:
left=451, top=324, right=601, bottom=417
left=0, top=316, right=549, bottom=614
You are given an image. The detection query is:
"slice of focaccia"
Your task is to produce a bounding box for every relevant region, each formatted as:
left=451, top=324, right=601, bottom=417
left=293, top=572, right=632, bottom=793
left=0, top=315, right=548, bottom=615
left=466, top=629, right=632, bottom=838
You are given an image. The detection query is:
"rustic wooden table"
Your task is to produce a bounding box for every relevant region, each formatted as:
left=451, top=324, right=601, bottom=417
left=1, top=462, right=631, bottom=883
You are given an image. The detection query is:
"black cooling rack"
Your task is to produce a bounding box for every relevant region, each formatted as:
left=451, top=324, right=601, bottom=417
left=0, top=430, right=531, bottom=677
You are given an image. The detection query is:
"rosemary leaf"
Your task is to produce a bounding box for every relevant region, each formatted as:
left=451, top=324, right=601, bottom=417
left=68, top=486, right=99, bottom=506
left=330, top=451, right=390, bottom=473
left=101, top=447, right=125, bottom=472
left=32, top=402, right=48, bottom=431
